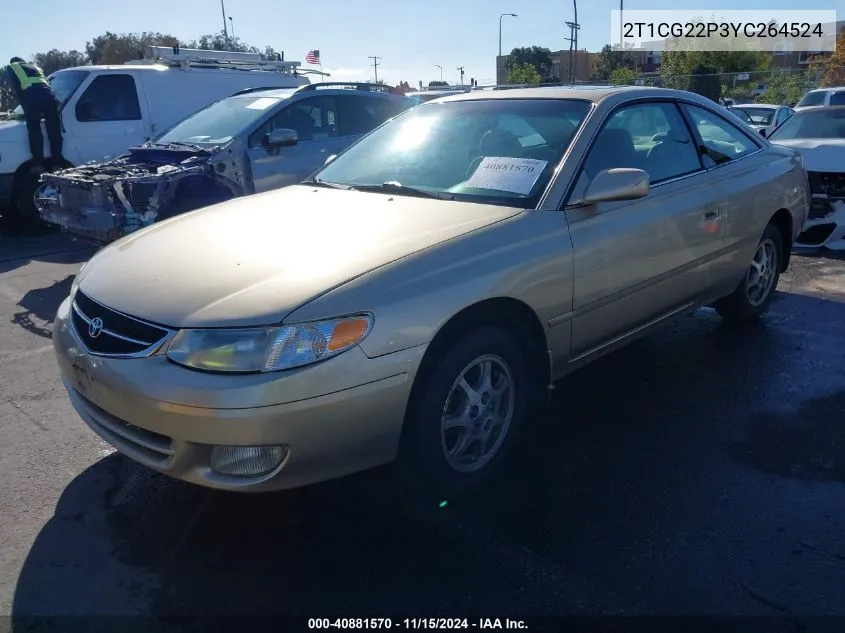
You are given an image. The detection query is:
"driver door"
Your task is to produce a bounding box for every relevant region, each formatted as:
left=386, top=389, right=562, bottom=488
left=566, top=101, right=723, bottom=358
left=247, top=96, right=347, bottom=193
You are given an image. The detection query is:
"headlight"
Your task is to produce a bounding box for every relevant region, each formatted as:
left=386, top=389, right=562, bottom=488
left=70, top=261, right=87, bottom=298
left=166, top=314, right=374, bottom=374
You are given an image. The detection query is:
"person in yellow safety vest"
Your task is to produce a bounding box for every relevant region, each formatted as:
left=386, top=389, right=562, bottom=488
left=3, top=57, right=64, bottom=165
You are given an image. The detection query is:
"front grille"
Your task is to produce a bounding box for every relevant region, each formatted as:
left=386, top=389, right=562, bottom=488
left=71, top=290, right=171, bottom=357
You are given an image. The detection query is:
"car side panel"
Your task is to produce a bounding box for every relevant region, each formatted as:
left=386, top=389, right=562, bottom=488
left=718, top=148, right=808, bottom=284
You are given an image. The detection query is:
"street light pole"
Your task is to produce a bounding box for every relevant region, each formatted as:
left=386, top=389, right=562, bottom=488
left=457, top=66, right=465, bottom=85
left=435, top=64, right=443, bottom=83
left=220, top=0, right=230, bottom=49
left=228, top=16, right=235, bottom=42
left=498, top=13, right=517, bottom=59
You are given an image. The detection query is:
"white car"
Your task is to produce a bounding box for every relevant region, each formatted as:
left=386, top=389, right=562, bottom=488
left=767, top=106, right=845, bottom=250
left=794, top=87, right=845, bottom=111
left=729, top=103, right=794, bottom=138
left=1, top=47, right=311, bottom=222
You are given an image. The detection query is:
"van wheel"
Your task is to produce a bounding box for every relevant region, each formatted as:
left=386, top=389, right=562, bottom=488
left=714, top=223, right=783, bottom=323
left=397, top=326, right=530, bottom=500
left=11, top=168, right=43, bottom=225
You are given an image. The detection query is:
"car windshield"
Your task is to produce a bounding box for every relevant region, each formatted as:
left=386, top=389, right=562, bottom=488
left=768, top=109, right=845, bottom=140
left=735, top=107, right=776, bottom=125
left=796, top=90, right=827, bottom=108
left=155, top=93, right=291, bottom=148
left=12, top=69, right=89, bottom=115
left=312, top=98, right=592, bottom=208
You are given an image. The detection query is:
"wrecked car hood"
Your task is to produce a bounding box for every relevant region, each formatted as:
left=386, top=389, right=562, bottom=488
left=769, top=139, right=845, bottom=172
left=75, top=185, right=524, bottom=328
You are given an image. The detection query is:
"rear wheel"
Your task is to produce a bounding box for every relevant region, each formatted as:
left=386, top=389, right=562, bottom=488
left=11, top=167, right=43, bottom=225
left=397, top=326, right=531, bottom=500
left=714, top=223, right=783, bottom=323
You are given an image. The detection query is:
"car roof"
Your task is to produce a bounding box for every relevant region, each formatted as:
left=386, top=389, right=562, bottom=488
left=430, top=85, right=714, bottom=105
left=227, top=86, right=404, bottom=101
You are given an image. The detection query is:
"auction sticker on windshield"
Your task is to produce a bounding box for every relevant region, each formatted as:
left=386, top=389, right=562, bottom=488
left=465, top=157, right=548, bottom=195
left=246, top=97, right=280, bottom=110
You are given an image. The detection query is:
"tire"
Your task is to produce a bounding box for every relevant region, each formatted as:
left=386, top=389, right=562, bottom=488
left=714, top=223, right=783, bottom=324
left=11, top=165, right=45, bottom=227
left=397, top=326, right=531, bottom=500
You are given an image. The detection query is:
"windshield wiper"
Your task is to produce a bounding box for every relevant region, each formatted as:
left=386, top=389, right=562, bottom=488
left=307, top=179, right=353, bottom=190
left=348, top=181, right=455, bottom=200
left=149, top=141, right=212, bottom=153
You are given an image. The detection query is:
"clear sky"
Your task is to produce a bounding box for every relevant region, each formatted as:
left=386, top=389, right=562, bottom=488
left=0, top=0, right=836, bottom=87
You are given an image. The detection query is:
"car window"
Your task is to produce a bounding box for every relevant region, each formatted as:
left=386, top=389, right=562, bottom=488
left=683, top=104, right=757, bottom=165
left=75, top=74, right=141, bottom=122
left=736, top=107, right=776, bottom=126
left=337, top=95, right=409, bottom=137
left=796, top=90, right=827, bottom=108
left=249, top=96, right=338, bottom=147
left=768, top=109, right=845, bottom=140
left=830, top=92, right=845, bottom=106
left=312, top=98, right=592, bottom=208
left=776, top=109, right=791, bottom=125
left=48, top=69, right=89, bottom=107
left=581, top=102, right=701, bottom=185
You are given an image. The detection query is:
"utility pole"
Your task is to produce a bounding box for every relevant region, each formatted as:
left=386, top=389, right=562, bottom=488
left=369, top=56, right=381, bottom=83
left=435, top=64, right=443, bottom=83
left=220, top=0, right=230, bottom=50
left=457, top=66, right=465, bottom=85
left=564, top=20, right=581, bottom=84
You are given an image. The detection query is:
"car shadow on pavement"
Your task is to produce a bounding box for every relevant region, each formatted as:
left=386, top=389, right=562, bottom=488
left=10, top=293, right=845, bottom=622
left=0, top=223, right=93, bottom=276
left=11, top=275, right=74, bottom=339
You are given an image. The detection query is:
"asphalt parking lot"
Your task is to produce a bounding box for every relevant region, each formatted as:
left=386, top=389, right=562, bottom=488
left=1, top=225, right=844, bottom=629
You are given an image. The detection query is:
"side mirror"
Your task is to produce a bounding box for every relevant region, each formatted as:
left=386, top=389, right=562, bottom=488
left=266, top=128, right=298, bottom=147
left=578, top=168, right=650, bottom=206
left=758, top=128, right=767, bottom=137
left=324, top=154, right=338, bottom=165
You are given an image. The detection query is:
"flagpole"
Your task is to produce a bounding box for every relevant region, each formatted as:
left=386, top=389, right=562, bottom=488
left=319, top=61, right=323, bottom=82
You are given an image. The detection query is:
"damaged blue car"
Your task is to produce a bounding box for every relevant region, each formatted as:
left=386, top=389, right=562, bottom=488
left=36, top=83, right=416, bottom=243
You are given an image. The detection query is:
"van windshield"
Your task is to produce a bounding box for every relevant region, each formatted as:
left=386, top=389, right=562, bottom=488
left=155, top=93, right=291, bottom=148
left=12, top=69, right=89, bottom=115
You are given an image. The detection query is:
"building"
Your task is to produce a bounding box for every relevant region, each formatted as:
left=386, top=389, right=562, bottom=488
left=496, top=49, right=593, bottom=84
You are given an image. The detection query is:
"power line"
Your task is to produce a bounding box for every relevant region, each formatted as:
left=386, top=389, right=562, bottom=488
left=368, top=56, right=382, bottom=83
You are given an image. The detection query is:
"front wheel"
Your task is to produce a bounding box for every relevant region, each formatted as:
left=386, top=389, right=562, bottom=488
left=714, top=223, right=783, bottom=323
left=397, top=326, right=531, bottom=500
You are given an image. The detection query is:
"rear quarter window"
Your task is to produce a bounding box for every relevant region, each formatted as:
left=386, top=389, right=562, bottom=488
left=829, top=92, right=845, bottom=107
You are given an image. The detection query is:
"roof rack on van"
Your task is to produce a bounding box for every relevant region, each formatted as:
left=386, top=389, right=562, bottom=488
left=295, top=82, right=391, bottom=94
left=139, top=45, right=303, bottom=75
left=231, top=86, right=295, bottom=96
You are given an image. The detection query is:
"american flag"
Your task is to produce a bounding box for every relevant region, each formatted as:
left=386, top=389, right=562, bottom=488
left=305, top=50, right=320, bottom=64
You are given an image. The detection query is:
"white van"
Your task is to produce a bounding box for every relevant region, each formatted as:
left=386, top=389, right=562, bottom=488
left=0, top=47, right=312, bottom=221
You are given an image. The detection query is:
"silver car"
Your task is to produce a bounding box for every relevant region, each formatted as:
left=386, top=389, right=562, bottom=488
left=36, top=83, right=417, bottom=243
left=53, top=86, right=809, bottom=498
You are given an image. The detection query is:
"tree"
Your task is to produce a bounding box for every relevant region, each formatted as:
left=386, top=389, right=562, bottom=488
left=186, top=30, right=260, bottom=54
left=758, top=70, right=817, bottom=106
left=609, top=67, right=638, bottom=85
left=86, top=31, right=180, bottom=65
left=593, top=44, right=637, bottom=80
left=33, top=49, right=88, bottom=76
left=428, top=80, right=449, bottom=87
left=809, top=33, right=845, bottom=87
left=506, top=62, right=542, bottom=85
left=506, top=46, right=554, bottom=83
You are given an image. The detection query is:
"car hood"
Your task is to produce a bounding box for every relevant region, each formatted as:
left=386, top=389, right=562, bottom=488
left=770, top=139, right=845, bottom=172
left=76, top=185, right=525, bottom=328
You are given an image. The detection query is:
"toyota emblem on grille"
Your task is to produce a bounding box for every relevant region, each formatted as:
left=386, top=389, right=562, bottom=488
left=88, top=317, right=104, bottom=338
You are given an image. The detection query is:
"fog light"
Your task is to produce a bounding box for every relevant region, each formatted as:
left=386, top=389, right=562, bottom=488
left=210, top=445, right=287, bottom=477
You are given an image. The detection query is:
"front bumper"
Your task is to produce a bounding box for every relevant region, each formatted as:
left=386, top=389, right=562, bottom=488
left=794, top=199, right=845, bottom=251
left=39, top=201, right=125, bottom=244
left=53, top=296, right=426, bottom=492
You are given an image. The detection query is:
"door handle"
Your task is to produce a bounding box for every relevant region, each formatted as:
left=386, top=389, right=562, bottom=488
left=704, top=209, right=720, bottom=220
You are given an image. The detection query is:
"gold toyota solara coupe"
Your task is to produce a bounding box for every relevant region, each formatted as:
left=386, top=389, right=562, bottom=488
left=53, top=86, right=810, bottom=497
